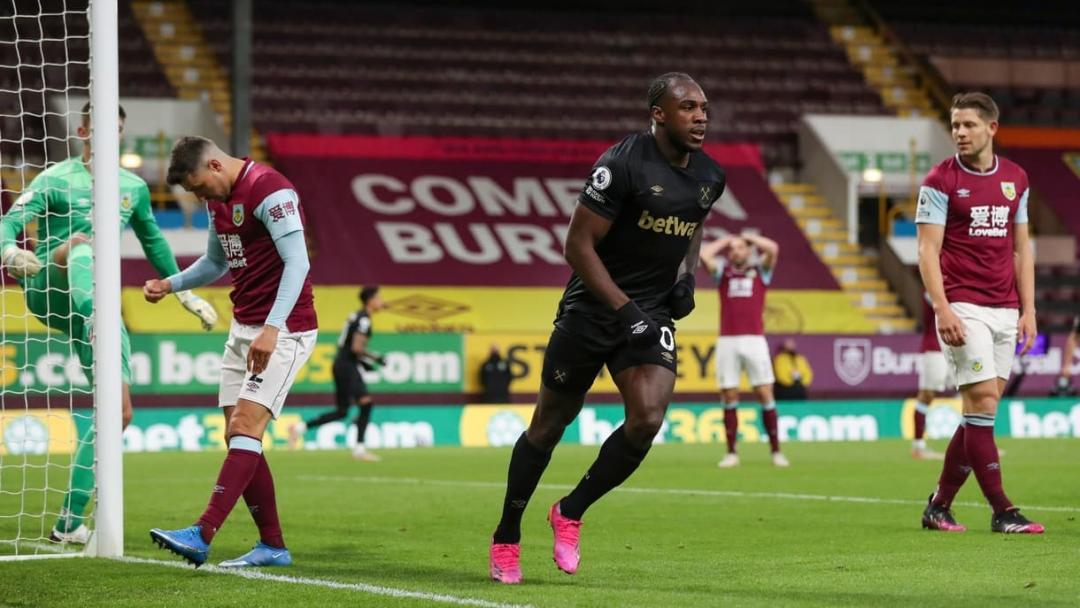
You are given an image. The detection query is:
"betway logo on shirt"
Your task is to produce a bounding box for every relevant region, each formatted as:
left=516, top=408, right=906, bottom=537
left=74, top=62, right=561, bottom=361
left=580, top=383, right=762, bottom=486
left=968, top=204, right=1009, bottom=238
left=637, top=210, right=699, bottom=237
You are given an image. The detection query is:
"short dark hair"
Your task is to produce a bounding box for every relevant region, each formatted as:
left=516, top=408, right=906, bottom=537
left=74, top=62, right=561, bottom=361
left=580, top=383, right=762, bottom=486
left=647, top=72, right=695, bottom=109
left=360, top=285, right=380, bottom=305
left=951, top=92, right=1000, bottom=123
left=80, top=101, right=126, bottom=127
left=166, top=136, right=214, bottom=186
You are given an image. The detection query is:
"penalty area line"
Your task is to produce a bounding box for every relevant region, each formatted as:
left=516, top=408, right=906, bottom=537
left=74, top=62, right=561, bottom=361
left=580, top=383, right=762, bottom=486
left=114, top=556, right=535, bottom=608
left=299, top=474, right=1080, bottom=514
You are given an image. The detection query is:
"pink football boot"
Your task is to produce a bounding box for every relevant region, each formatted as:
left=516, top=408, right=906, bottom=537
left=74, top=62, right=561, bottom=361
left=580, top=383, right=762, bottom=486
left=548, top=500, right=582, bottom=574
left=489, top=540, right=522, bottom=584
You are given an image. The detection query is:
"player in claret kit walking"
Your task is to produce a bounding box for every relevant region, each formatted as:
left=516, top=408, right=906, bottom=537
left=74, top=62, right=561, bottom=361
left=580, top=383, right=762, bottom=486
left=488, top=72, right=725, bottom=584
left=145, top=136, right=320, bottom=566
left=915, top=93, right=1043, bottom=534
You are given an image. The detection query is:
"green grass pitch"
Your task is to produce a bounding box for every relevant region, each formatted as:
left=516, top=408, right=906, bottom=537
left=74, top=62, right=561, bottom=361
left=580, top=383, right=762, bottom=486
left=1, top=438, right=1078, bottom=607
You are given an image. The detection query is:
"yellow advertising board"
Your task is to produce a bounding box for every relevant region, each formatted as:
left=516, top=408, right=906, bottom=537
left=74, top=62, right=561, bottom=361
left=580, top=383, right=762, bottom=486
left=459, top=405, right=537, bottom=447
left=2, top=284, right=875, bottom=334
left=899, top=397, right=962, bottom=440
left=465, top=332, right=761, bottom=394
left=0, top=410, right=78, bottom=456
left=0, top=290, right=51, bottom=333
left=112, top=285, right=873, bottom=335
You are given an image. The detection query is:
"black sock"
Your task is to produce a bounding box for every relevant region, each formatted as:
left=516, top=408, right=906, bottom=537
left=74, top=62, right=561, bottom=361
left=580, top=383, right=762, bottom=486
left=559, top=425, right=649, bottom=521
left=354, top=404, right=373, bottom=443
left=492, top=433, right=552, bottom=544
left=306, top=405, right=348, bottom=430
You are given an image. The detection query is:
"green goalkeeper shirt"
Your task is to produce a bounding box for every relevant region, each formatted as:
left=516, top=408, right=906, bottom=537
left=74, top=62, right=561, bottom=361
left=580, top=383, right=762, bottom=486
left=0, top=157, right=180, bottom=281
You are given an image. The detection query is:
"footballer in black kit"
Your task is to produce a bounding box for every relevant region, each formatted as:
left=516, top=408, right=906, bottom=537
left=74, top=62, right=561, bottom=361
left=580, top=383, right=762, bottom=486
left=546, top=129, right=724, bottom=391
left=288, top=286, right=385, bottom=461
left=489, top=72, right=723, bottom=584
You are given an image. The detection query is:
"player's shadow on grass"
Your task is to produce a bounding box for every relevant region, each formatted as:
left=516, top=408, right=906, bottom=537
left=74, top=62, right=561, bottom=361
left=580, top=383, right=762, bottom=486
left=298, top=545, right=589, bottom=589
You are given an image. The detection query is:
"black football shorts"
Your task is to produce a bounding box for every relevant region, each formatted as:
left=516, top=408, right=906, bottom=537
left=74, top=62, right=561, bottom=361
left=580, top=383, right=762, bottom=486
left=540, top=310, right=677, bottom=394
left=333, top=358, right=369, bottom=408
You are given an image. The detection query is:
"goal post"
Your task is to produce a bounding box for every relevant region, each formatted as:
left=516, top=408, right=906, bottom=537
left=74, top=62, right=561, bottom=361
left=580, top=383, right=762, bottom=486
left=0, top=0, right=122, bottom=560
left=89, top=0, right=123, bottom=558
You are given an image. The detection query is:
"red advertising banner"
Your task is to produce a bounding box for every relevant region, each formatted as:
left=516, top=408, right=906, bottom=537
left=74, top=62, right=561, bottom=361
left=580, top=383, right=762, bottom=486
left=1004, top=148, right=1080, bottom=243
left=266, top=134, right=838, bottom=290
left=766, top=334, right=1073, bottom=397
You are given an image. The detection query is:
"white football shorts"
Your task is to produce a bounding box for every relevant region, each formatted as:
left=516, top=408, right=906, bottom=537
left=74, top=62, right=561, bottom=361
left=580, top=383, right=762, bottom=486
left=219, top=319, right=317, bottom=418
left=941, top=302, right=1018, bottom=387
left=917, top=350, right=950, bottom=392
left=715, top=335, right=775, bottom=390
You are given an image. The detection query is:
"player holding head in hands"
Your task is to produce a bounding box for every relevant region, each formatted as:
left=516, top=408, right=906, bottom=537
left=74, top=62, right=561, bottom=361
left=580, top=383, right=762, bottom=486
left=915, top=93, right=1043, bottom=534
left=699, top=232, right=787, bottom=468
left=146, top=136, right=319, bottom=566
left=489, top=73, right=725, bottom=584
left=0, top=103, right=217, bottom=545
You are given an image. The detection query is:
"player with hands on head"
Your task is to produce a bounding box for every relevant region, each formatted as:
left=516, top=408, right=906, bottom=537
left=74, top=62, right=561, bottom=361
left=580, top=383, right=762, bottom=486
left=699, top=231, right=786, bottom=468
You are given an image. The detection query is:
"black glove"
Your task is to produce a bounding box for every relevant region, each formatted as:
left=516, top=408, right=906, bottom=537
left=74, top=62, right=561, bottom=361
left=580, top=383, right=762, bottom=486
left=616, top=300, right=660, bottom=348
left=666, top=273, right=696, bottom=320
left=373, top=352, right=387, bottom=366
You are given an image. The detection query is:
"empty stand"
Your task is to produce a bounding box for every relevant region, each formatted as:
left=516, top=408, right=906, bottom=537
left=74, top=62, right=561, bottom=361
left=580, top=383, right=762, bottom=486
left=872, top=0, right=1080, bottom=127
left=1036, top=265, right=1080, bottom=333
left=187, top=0, right=889, bottom=168
left=0, top=0, right=174, bottom=172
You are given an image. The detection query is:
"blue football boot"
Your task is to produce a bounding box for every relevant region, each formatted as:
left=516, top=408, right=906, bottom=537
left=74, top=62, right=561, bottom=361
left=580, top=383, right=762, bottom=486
left=219, top=542, right=293, bottom=568
left=150, top=525, right=210, bottom=567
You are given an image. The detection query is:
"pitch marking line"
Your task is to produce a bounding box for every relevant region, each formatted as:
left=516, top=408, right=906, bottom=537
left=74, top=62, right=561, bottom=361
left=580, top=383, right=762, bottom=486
left=1, top=540, right=83, bottom=559
left=21, top=541, right=81, bottom=554
left=115, top=555, right=535, bottom=608
left=301, top=474, right=1080, bottom=514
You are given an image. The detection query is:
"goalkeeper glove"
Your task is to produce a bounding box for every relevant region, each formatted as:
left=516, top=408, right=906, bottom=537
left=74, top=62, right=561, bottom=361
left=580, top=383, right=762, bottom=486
left=175, top=290, right=219, bottom=331
left=666, top=273, right=696, bottom=320
left=2, top=245, right=42, bottom=279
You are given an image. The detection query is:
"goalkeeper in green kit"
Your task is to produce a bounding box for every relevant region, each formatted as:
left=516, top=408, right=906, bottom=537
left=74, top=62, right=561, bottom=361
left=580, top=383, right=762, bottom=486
left=0, top=103, right=219, bottom=544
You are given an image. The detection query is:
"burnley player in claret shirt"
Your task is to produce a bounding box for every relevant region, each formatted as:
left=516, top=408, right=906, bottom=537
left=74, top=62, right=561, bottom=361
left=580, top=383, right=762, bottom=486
left=699, top=232, right=787, bottom=468
left=145, top=136, right=320, bottom=566
left=915, top=92, right=1043, bottom=534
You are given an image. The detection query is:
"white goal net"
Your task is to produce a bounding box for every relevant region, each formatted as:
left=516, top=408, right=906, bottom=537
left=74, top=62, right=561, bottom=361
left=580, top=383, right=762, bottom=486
left=0, top=0, right=122, bottom=560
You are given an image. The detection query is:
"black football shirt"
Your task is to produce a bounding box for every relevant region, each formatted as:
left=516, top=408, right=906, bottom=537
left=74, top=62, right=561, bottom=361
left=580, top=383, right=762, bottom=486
left=335, top=309, right=372, bottom=365
left=558, top=131, right=726, bottom=320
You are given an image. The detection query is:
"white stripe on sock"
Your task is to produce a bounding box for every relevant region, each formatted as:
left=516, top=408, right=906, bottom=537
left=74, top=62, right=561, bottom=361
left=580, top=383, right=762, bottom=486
left=229, top=435, right=263, bottom=453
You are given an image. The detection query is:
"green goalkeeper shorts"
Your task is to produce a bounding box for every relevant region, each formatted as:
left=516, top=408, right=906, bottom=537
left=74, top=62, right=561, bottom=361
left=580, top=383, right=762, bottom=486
left=22, top=265, right=132, bottom=385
